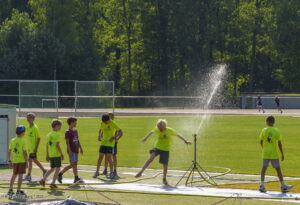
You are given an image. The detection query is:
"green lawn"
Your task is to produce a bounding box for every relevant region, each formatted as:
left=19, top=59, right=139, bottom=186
left=17, top=115, right=300, bottom=176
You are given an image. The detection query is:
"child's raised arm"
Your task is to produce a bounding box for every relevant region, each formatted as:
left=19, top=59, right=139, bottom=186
left=141, top=132, right=153, bottom=143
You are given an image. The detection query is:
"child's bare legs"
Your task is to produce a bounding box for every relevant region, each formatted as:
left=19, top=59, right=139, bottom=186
left=9, top=174, right=17, bottom=190
left=106, top=154, right=113, bottom=173
left=52, top=168, right=60, bottom=184
left=27, top=158, right=46, bottom=176
left=60, top=161, right=77, bottom=175
left=260, top=166, right=267, bottom=186
left=43, top=168, right=55, bottom=181
left=163, top=164, right=168, bottom=180
left=104, top=155, right=108, bottom=171
left=136, top=153, right=156, bottom=177
left=17, top=174, right=23, bottom=191
left=96, top=153, right=105, bottom=172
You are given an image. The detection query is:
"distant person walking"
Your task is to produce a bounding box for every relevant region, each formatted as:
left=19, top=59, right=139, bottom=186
left=275, top=96, right=283, bottom=114
left=257, top=96, right=265, bottom=113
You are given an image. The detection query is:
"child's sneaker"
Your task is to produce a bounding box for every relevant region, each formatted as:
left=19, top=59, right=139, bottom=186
left=39, top=179, right=45, bottom=187
left=74, top=177, right=84, bottom=184
left=50, top=184, right=58, bottom=189
left=16, top=190, right=26, bottom=198
left=24, top=175, right=31, bottom=182
left=281, top=184, right=293, bottom=193
left=259, top=185, right=267, bottom=193
left=113, top=171, right=118, bottom=177
left=58, top=173, right=63, bottom=184
left=7, top=189, right=14, bottom=197
left=109, top=172, right=115, bottom=179
left=93, top=171, right=100, bottom=178
left=101, top=169, right=108, bottom=175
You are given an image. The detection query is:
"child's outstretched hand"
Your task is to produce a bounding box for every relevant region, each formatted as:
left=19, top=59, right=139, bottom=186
left=281, top=155, right=285, bottom=161
left=141, top=138, right=147, bottom=143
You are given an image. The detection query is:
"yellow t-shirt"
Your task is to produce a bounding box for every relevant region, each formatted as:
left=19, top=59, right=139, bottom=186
left=25, top=124, right=40, bottom=154
left=100, top=120, right=120, bottom=147
left=47, top=131, right=61, bottom=158
left=9, top=137, right=27, bottom=163
left=259, top=126, right=282, bottom=159
left=152, top=127, right=178, bottom=151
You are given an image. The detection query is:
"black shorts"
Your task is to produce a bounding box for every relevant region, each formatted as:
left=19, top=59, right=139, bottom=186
left=99, top=145, right=113, bottom=154
left=150, top=148, right=169, bottom=165
left=50, top=157, right=61, bottom=168
left=112, top=142, right=118, bottom=155
left=29, top=153, right=37, bottom=159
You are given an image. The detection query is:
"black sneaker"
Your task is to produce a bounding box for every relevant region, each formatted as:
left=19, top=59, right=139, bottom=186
left=16, top=190, right=26, bottom=198
left=259, top=185, right=267, bottom=193
left=58, top=173, right=63, bottom=184
left=74, top=177, right=84, bottom=184
left=7, top=189, right=14, bottom=196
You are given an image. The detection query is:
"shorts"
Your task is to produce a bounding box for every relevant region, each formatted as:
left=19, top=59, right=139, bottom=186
left=50, top=157, right=62, bottom=168
left=150, top=148, right=169, bottom=165
left=263, top=159, right=280, bottom=168
left=99, top=145, right=113, bottom=154
left=13, top=163, right=26, bottom=175
left=29, top=153, right=37, bottom=159
left=69, top=153, right=78, bottom=162
left=112, top=142, right=118, bottom=155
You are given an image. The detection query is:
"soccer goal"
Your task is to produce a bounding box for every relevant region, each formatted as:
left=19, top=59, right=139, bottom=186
left=19, top=80, right=58, bottom=117
left=75, top=81, right=115, bottom=117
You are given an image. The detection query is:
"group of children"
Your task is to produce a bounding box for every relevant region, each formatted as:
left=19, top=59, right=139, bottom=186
left=256, top=96, right=283, bottom=113
left=7, top=112, right=293, bottom=197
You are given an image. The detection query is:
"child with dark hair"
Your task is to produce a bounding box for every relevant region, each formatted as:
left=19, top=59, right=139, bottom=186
left=93, top=114, right=123, bottom=179
left=58, top=117, right=84, bottom=184
left=259, top=116, right=292, bottom=193
left=40, top=120, right=64, bottom=189
left=7, top=126, right=28, bottom=198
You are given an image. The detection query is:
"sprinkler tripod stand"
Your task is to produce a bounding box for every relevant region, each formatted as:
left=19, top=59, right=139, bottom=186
left=176, top=134, right=218, bottom=186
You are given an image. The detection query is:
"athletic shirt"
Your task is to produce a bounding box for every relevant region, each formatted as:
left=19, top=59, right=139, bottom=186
left=9, top=137, right=27, bottom=163
left=65, top=129, right=79, bottom=153
left=47, top=131, right=61, bottom=158
left=25, top=124, right=40, bottom=154
left=259, top=126, right=282, bottom=159
left=152, top=127, right=178, bottom=151
left=100, top=120, right=120, bottom=147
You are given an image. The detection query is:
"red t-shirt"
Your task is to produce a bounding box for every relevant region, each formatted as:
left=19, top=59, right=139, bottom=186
left=65, top=129, right=80, bottom=153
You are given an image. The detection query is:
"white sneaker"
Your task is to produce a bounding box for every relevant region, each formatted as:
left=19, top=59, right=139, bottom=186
left=93, top=171, right=99, bottom=178
left=24, top=175, right=31, bottom=182
left=281, top=184, right=293, bottom=193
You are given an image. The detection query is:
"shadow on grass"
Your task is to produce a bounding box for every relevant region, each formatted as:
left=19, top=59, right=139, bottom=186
left=47, top=190, right=65, bottom=196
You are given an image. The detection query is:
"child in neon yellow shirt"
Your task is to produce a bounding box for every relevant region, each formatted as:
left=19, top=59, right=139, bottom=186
left=136, top=119, right=191, bottom=185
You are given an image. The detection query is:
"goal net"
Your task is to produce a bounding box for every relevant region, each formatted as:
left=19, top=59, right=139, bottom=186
left=75, top=81, right=115, bottom=117
left=19, top=80, right=58, bottom=117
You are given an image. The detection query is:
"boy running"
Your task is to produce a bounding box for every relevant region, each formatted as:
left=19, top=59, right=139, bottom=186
left=275, top=96, right=283, bottom=114
left=58, top=117, right=84, bottom=184
left=102, top=113, right=123, bottom=176
left=257, top=96, right=265, bottom=113
left=40, top=120, right=64, bottom=189
left=24, top=113, right=47, bottom=182
left=135, top=119, right=191, bottom=185
left=7, top=126, right=28, bottom=198
left=259, top=116, right=292, bottom=193
left=93, top=114, right=122, bottom=179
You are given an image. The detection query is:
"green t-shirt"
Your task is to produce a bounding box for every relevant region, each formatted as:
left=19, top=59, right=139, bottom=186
left=152, top=127, right=178, bottom=151
left=25, top=124, right=40, bottom=154
left=47, top=131, right=61, bottom=158
left=259, top=126, right=282, bottom=159
left=100, top=121, right=120, bottom=147
left=9, top=137, right=27, bottom=163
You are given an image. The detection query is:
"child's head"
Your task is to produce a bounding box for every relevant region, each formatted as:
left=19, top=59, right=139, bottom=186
left=52, top=119, right=62, bottom=131
left=26, top=113, right=35, bottom=124
left=102, top=114, right=110, bottom=124
left=266, top=116, right=275, bottom=126
left=108, top=112, right=115, bottom=120
left=16, top=125, right=26, bottom=137
left=156, top=119, right=167, bottom=132
left=67, top=117, right=77, bottom=128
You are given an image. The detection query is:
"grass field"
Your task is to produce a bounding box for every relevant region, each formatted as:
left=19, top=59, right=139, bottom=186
left=1, top=114, right=299, bottom=204
left=17, top=115, right=300, bottom=176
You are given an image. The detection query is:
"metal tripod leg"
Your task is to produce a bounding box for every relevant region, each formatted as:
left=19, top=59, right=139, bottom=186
left=175, top=163, right=194, bottom=186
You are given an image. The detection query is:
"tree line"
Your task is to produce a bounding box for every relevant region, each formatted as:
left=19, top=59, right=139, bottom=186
left=0, top=0, right=299, bottom=96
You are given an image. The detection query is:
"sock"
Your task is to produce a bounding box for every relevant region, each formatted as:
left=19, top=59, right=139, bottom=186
left=280, top=181, right=285, bottom=186
left=261, top=181, right=264, bottom=186
left=59, top=172, right=63, bottom=176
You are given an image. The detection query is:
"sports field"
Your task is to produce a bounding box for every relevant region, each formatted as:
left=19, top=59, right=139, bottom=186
left=1, top=114, right=300, bottom=204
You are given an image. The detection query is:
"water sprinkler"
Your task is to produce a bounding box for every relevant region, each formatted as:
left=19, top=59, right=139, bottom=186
left=176, top=134, right=218, bottom=186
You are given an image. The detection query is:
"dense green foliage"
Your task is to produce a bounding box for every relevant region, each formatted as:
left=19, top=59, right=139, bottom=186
left=0, top=0, right=299, bottom=95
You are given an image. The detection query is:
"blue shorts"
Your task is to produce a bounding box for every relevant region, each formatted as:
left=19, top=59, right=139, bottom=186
left=69, top=153, right=78, bottom=162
